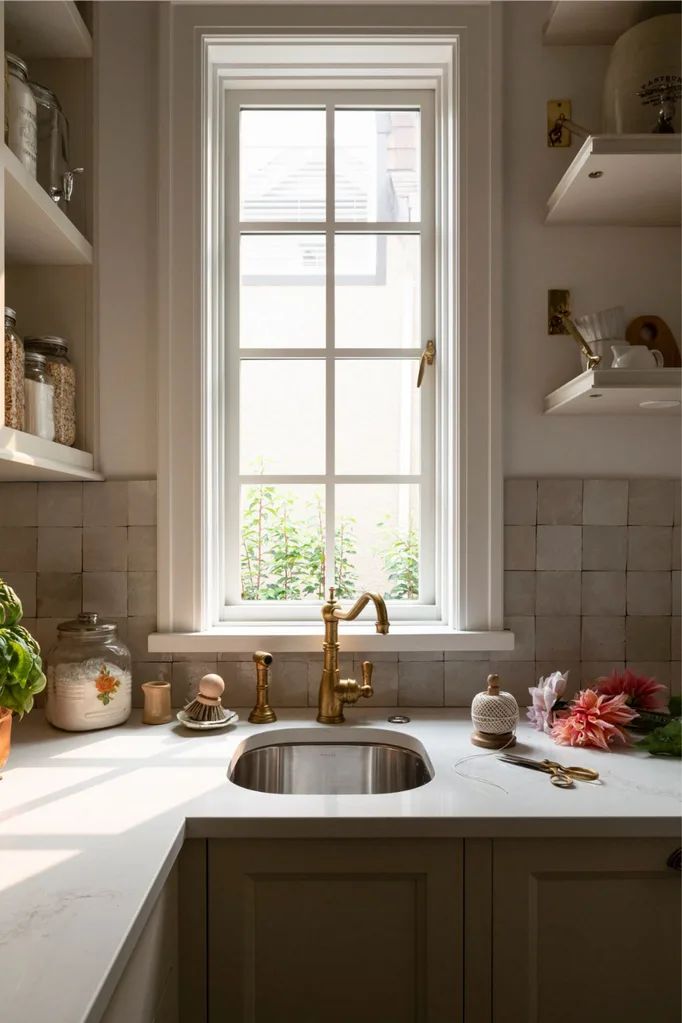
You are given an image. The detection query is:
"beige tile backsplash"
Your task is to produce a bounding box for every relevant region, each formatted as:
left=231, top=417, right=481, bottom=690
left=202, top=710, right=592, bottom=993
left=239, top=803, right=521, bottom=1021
left=0, top=478, right=679, bottom=710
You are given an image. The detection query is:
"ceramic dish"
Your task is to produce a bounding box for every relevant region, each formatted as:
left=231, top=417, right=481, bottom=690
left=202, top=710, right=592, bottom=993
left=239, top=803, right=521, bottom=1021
left=176, top=709, right=239, bottom=731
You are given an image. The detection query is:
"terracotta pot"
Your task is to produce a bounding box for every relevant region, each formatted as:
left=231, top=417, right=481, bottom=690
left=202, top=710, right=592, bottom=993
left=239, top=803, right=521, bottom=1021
left=0, top=707, right=13, bottom=770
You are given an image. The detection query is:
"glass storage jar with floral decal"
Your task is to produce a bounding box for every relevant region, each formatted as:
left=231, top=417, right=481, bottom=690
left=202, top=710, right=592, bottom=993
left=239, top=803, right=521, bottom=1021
left=46, top=613, right=132, bottom=731
left=4, top=307, right=24, bottom=430
left=25, top=336, right=76, bottom=445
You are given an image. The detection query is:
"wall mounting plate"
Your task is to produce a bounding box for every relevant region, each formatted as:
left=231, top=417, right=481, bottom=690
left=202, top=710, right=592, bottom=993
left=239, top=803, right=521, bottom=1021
left=548, top=289, right=571, bottom=335
left=547, top=99, right=572, bottom=147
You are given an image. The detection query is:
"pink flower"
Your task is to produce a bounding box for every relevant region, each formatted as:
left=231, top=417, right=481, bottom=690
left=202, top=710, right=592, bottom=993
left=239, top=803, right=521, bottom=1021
left=595, top=668, right=666, bottom=711
left=527, top=670, right=569, bottom=733
left=551, top=689, right=638, bottom=751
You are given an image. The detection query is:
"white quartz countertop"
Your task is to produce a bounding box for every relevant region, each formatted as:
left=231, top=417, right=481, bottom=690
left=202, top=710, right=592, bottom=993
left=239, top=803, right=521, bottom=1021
left=1, top=709, right=680, bottom=1023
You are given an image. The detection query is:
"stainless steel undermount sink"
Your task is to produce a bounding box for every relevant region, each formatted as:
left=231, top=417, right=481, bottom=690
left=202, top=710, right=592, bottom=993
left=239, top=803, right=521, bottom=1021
left=228, top=732, right=434, bottom=795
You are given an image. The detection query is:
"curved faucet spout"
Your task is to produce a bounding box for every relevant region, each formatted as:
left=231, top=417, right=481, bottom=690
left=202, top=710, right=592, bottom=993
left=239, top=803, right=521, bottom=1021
left=332, top=591, right=389, bottom=634
left=317, top=588, right=391, bottom=723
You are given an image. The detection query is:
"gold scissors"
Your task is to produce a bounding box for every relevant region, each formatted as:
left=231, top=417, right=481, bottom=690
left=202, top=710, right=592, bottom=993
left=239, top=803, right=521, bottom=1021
left=498, top=752, right=600, bottom=789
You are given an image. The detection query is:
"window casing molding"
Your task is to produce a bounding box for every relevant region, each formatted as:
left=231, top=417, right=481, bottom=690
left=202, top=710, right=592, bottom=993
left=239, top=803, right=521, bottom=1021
left=156, top=4, right=508, bottom=653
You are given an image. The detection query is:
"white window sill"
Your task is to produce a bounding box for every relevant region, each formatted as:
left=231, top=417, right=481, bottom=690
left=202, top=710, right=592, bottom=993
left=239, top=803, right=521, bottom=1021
left=148, top=627, right=515, bottom=655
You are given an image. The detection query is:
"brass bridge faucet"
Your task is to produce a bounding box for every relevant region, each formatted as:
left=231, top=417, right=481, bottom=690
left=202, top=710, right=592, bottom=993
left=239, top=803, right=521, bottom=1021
left=317, top=587, right=390, bottom=724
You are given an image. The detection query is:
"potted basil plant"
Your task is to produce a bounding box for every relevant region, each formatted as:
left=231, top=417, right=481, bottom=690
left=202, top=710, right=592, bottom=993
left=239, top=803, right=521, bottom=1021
left=0, top=579, right=46, bottom=768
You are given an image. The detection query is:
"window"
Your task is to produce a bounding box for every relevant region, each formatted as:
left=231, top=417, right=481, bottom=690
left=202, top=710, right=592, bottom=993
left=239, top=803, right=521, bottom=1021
left=225, top=92, right=435, bottom=622
left=157, top=12, right=507, bottom=653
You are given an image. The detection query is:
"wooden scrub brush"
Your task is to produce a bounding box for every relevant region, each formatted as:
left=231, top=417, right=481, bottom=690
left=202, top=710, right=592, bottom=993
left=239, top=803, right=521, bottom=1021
left=183, top=673, right=231, bottom=723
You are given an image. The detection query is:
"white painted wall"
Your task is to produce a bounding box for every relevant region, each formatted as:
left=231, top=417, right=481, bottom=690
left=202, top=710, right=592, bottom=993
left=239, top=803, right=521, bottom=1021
left=93, top=1, right=681, bottom=480
left=503, top=1, right=681, bottom=478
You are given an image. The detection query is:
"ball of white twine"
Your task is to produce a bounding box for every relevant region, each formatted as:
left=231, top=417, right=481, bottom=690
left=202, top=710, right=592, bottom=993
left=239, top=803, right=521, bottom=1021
left=471, top=676, right=519, bottom=735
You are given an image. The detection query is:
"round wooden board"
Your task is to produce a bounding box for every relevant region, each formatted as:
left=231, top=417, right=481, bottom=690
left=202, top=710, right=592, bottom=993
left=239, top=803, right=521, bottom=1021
left=471, top=729, right=516, bottom=750
left=626, top=315, right=681, bottom=367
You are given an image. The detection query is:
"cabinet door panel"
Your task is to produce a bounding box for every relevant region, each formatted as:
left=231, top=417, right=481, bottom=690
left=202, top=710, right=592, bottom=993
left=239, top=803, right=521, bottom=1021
left=208, top=838, right=463, bottom=1023
left=493, top=839, right=681, bottom=1023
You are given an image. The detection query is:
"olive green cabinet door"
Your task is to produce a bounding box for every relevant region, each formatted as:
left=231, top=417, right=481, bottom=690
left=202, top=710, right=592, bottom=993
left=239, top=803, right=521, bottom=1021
left=208, top=838, right=463, bottom=1023
left=492, top=838, right=681, bottom=1023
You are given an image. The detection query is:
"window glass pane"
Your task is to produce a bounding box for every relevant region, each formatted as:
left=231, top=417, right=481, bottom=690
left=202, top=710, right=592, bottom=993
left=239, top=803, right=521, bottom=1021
left=240, top=484, right=325, bottom=601
left=335, top=360, right=420, bottom=475
left=335, top=235, right=419, bottom=348
left=335, top=484, right=419, bottom=600
left=240, top=109, right=326, bottom=222
left=240, top=361, right=325, bottom=473
left=335, top=110, right=420, bottom=222
left=240, top=235, right=325, bottom=349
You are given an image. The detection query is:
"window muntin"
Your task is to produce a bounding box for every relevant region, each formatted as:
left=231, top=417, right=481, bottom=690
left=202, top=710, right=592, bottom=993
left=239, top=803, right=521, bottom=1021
left=224, top=90, right=436, bottom=622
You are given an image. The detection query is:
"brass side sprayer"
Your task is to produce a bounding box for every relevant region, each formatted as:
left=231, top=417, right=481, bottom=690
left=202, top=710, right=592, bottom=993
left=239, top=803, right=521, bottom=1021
left=249, top=651, right=277, bottom=724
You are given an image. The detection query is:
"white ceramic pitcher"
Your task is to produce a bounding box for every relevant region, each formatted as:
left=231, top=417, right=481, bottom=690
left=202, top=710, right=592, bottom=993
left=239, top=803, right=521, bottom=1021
left=611, top=344, right=664, bottom=369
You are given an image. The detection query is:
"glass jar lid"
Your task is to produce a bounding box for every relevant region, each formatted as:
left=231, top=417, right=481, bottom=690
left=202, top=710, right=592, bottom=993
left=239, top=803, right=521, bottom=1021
left=6, top=53, right=29, bottom=80
left=25, top=335, right=69, bottom=356
left=25, top=351, right=47, bottom=369
left=57, top=612, right=117, bottom=636
left=4, top=307, right=17, bottom=323
left=29, top=81, right=62, bottom=111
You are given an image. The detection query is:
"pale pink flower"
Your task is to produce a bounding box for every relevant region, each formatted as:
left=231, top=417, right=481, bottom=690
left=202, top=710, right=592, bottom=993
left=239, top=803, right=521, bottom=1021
left=527, top=671, right=569, bottom=734
left=551, top=688, right=638, bottom=751
left=595, top=668, right=666, bottom=711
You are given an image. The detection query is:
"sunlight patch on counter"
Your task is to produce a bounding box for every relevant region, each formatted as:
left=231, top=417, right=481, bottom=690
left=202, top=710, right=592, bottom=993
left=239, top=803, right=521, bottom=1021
left=0, top=767, right=224, bottom=835
left=0, top=848, right=79, bottom=896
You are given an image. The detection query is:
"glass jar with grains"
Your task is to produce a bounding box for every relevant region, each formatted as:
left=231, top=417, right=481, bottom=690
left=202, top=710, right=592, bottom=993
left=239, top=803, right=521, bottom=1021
left=24, top=350, right=55, bottom=441
left=4, top=307, right=25, bottom=430
left=25, top=336, right=76, bottom=445
left=46, top=613, right=132, bottom=731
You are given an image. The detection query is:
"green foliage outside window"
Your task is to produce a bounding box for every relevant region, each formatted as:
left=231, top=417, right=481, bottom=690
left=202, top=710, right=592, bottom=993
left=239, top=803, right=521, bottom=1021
left=373, top=515, right=419, bottom=601
left=240, top=462, right=418, bottom=602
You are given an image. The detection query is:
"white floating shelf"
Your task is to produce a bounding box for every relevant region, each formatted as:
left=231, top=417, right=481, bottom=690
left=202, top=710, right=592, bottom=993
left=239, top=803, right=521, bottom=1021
left=4, top=0, right=92, bottom=59
left=3, top=145, right=92, bottom=265
left=546, top=135, right=682, bottom=226
left=543, top=1, right=678, bottom=46
left=544, top=368, right=682, bottom=415
left=0, top=427, right=102, bottom=481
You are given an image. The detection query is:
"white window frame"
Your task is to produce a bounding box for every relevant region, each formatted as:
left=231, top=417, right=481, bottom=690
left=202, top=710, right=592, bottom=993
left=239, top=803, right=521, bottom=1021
left=154, top=3, right=510, bottom=654
left=224, top=88, right=436, bottom=624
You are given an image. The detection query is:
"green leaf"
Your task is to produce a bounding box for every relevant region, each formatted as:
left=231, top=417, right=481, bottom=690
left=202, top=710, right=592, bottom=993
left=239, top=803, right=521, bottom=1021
left=0, top=578, right=45, bottom=716
left=635, top=719, right=682, bottom=757
left=669, top=696, right=682, bottom=718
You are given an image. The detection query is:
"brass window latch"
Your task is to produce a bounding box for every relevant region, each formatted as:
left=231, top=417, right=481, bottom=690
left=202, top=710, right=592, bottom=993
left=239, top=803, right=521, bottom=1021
left=417, top=340, right=435, bottom=388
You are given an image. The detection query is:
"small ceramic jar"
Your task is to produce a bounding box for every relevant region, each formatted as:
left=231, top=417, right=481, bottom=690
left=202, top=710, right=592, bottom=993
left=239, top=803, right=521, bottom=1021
left=46, top=613, right=132, bottom=731
left=602, top=14, right=682, bottom=134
